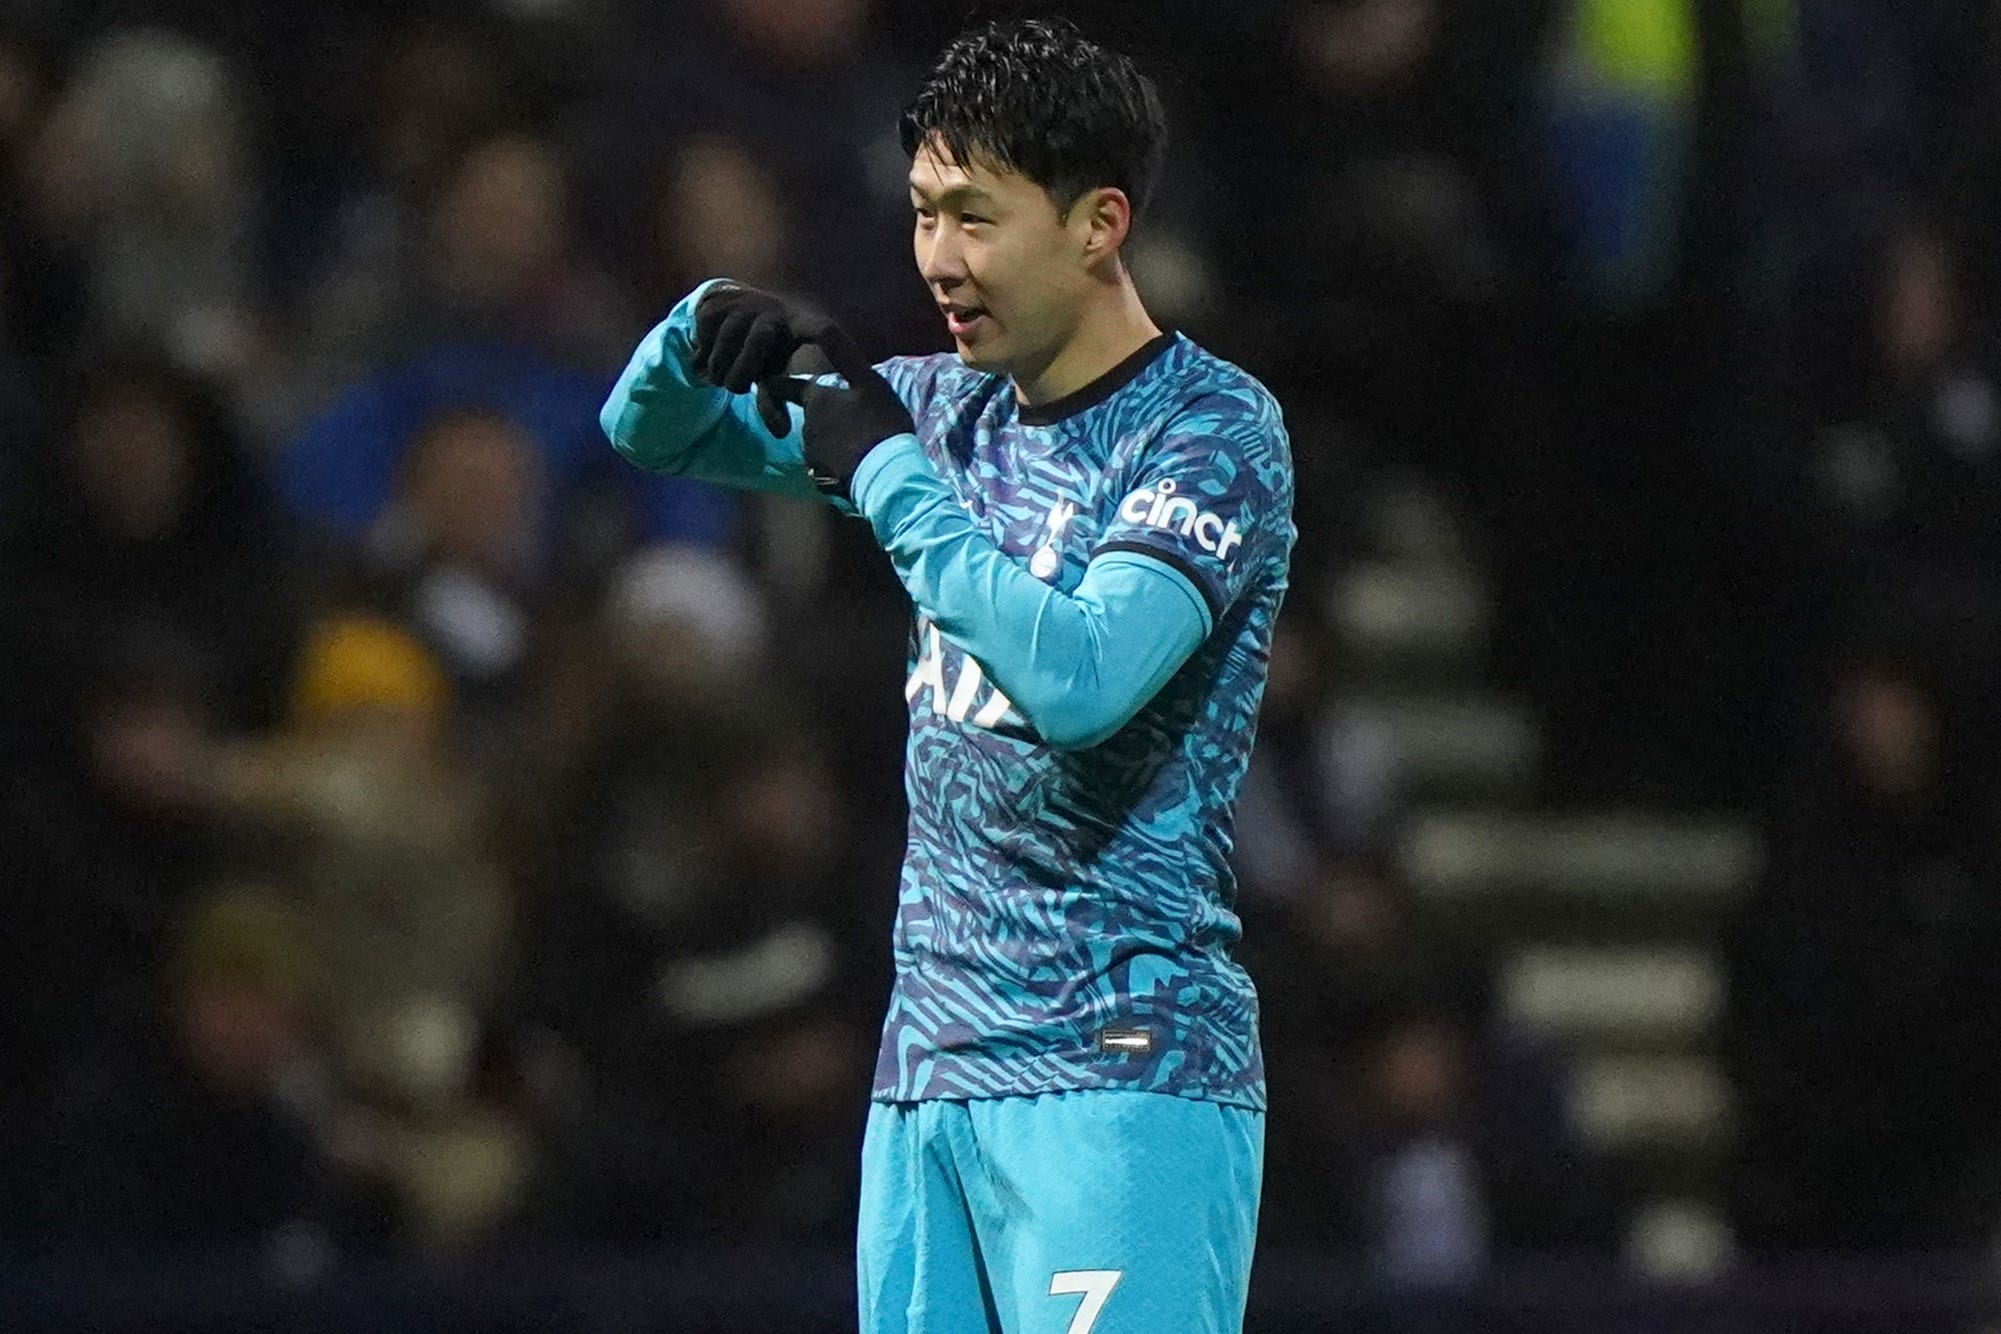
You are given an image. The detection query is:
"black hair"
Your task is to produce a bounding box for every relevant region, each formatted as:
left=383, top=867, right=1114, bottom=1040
left=900, top=17, right=1167, bottom=224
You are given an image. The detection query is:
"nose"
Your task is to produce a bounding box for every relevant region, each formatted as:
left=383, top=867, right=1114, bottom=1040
left=917, top=224, right=967, bottom=290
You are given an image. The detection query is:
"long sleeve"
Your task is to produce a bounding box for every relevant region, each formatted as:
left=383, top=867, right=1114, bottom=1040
left=852, top=435, right=1212, bottom=750
left=599, top=279, right=823, bottom=503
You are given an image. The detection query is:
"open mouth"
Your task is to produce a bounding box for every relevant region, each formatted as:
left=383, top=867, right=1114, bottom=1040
left=941, top=303, right=989, bottom=338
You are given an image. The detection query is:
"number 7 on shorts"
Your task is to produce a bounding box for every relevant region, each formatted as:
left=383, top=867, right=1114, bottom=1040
left=1049, top=1270, right=1123, bottom=1334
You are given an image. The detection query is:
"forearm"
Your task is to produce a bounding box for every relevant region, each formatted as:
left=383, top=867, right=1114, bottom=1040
left=854, top=437, right=1209, bottom=749
left=599, top=280, right=822, bottom=502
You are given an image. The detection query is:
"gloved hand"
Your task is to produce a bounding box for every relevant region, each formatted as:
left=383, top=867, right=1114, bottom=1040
left=690, top=282, right=832, bottom=437
left=773, top=325, right=916, bottom=504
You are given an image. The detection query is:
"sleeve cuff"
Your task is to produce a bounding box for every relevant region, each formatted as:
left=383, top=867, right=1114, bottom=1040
left=1089, top=548, right=1216, bottom=639
left=665, top=277, right=731, bottom=350
left=1091, top=540, right=1224, bottom=628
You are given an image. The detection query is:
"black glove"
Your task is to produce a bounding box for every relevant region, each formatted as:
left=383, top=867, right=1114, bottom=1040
left=690, top=282, right=832, bottom=437
left=772, top=325, right=916, bottom=504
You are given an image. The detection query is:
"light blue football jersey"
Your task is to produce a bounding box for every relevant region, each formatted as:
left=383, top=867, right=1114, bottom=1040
left=870, top=332, right=1294, bottom=1110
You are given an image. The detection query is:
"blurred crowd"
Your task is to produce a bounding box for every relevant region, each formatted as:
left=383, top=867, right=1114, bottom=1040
left=1, top=0, right=2000, bottom=1288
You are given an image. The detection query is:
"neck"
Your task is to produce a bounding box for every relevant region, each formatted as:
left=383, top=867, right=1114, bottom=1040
left=1014, top=274, right=1162, bottom=407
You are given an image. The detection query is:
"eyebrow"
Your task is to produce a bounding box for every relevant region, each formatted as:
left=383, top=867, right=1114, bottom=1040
left=909, top=182, right=1000, bottom=210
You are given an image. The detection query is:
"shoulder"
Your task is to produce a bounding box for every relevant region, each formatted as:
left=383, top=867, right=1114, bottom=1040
left=1148, top=340, right=1292, bottom=487
left=1167, top=340, right=1287, bottom=440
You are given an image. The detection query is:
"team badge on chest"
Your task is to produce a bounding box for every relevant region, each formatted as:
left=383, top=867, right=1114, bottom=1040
left=1029, top=500, right=1078, bottom=580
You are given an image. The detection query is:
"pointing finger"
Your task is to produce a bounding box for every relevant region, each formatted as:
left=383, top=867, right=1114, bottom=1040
left=806, top=322, right=875, bottom=387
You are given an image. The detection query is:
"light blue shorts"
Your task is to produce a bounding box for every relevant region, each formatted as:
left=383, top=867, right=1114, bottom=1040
left=857, top=1090, right=1264, bottom=1334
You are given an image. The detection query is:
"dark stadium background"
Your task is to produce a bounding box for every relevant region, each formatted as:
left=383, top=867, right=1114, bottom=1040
left=2, top=1, right=1999, bottom=1330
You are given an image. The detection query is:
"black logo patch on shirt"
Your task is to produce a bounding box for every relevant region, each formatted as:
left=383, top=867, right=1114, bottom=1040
left=1096, top=1026, right=1154, bottom=1055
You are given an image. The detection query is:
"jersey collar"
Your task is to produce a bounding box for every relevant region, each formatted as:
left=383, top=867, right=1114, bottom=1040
left=1016, top=331, right=1177, bottom=427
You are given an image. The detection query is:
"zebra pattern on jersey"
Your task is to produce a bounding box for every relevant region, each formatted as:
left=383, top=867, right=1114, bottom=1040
left=869, top=333, right=1295, bottom=1111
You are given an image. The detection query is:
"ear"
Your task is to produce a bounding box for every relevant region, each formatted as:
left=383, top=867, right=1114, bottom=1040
left=1075, top=186, right=1134, bottom=265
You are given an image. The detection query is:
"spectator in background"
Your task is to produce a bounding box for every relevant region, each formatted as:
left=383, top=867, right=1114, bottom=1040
left=0, top=630, right=228, bottom=1105
left=21, top=29, right=260, bottom=378
left=0, top=354, right=300, bottom=740
left=1335, top=996, right=1493, bottom=1286
left=278, top=127, right=735, bottom=592
left=270, top=21, right=728, bottom=574
left=283, top=356, right=732, bottom=599
left=1234, top=609, right=1403, bottom=905
left=1808, top=217, right=2001, bottom=649
left=629, top=129, right=853, bottom=591
left=615, top=122, right=921, bottom=740
left=298, top=126, right=631, bottom=406
left=575, top=0, right=932, bottom=353
left=216, top=613, right=531, bottom=1251
left=1251, top=858, right=1614, bottom=1269
left=268, top=14, right=511, bottom=425
left=516, top=703, right=875, bottom=1245
left=1538, top=0, right=1699, bottom=309
left=0, top=25, right=80, bottom=380
left=1220, top=0, right=1558, bottom=383
left=357, top=407, right=551, bottom=753
left=1725, top=646, right=2001, bottom=1253
left=1212, top=0, right=1601, bottom=804
left=36, top=887, right=357, bottom=1257
left=640, top=131, right=796, bottom=320
left=600, top=542, right=769, bottom=704
left=514, top=541, right=772, bottom=808
left=220, top=615, right=515, bottom=1062
left=600, top=115, right=915, bottom=793
left=0, top=353, right=297, bottom=1246
left=429, top=132, right=630, bottom=364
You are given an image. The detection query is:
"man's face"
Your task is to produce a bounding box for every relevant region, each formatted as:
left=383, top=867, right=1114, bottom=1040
left=72, top=389, right=191, bottom=543
left=402, top=411, right=543, bottom=573
left=432, top=135, right=567, bottom=304
left=909, top=135, right=1095, bottom=380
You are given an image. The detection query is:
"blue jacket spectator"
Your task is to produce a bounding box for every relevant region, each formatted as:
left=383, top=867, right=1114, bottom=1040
left=280, top=340, right=735, bottom=560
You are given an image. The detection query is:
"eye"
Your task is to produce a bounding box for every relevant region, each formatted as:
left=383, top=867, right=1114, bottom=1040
left=913, top=205, right=938, bottom=226
left=960, top=213, right=992, bottom=228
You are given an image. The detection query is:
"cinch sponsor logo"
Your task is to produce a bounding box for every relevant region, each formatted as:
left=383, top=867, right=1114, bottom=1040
left=1118, top=479, right=1245, bottom=561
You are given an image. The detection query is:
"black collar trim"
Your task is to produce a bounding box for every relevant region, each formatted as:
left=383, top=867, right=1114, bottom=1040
left=1016, top=331, right=1177, bottom=426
